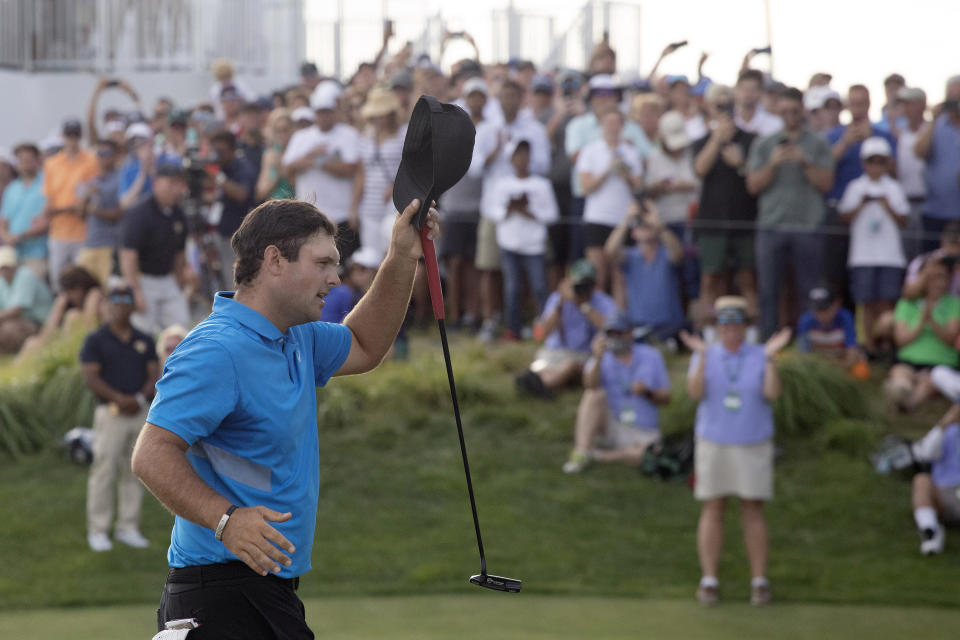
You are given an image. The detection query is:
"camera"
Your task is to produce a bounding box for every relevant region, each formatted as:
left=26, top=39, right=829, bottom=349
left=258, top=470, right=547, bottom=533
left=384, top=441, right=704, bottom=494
left=181, top=147, right=219, bottom=231
left=573, top=281, right=593, bottom=298
left=717, top=102, right=735, bottom=118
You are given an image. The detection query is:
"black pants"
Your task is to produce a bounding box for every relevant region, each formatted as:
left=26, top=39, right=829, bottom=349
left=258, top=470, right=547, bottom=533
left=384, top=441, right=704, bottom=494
left=158, top=563, right=312, bottom=640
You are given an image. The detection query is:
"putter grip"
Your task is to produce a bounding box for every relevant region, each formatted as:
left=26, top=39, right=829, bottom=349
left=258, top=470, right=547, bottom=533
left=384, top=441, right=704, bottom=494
left=420, top=225, right=445, bottom=320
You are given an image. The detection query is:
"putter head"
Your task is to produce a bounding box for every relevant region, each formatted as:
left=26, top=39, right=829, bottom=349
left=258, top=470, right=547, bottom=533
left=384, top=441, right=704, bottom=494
left=470, top=573, right=522, bottom=593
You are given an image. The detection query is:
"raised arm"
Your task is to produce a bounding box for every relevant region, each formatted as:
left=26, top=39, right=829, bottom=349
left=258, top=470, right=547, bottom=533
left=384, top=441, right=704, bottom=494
left=337, top=200, right=438, bottom=375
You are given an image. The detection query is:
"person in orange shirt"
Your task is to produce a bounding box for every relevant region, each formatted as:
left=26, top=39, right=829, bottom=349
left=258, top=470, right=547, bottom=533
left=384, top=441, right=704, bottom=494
left=43, top=119, right=99, bottom=290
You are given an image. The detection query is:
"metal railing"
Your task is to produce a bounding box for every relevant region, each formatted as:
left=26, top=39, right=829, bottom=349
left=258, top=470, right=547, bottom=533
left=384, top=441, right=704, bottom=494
left=0, top=0, right=303, bottom=76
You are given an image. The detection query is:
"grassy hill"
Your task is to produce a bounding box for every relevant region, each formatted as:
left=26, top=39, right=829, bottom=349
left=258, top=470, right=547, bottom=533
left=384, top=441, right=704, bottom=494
left=0, top=332, right=958, bottom=611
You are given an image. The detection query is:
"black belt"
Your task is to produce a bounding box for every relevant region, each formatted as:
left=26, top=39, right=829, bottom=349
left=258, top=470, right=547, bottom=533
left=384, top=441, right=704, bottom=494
left=167, top=562, right=300, bottom=591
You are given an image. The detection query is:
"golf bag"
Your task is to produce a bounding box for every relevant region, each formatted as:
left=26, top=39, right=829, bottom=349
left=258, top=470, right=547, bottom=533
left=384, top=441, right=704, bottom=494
left=641, top=432, right=695, bottom=480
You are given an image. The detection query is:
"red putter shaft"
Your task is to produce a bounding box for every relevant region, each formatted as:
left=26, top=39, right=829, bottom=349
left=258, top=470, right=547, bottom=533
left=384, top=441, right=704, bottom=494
left=420, top=224, right=445, bottom=320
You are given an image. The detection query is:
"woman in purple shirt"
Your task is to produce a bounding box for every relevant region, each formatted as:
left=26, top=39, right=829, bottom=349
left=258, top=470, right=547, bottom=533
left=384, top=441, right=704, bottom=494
left=681, top=296, right=791, bottom=607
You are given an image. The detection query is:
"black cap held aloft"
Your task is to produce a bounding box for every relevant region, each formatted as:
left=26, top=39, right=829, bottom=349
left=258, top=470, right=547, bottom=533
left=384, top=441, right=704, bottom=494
left=393, top=95, right=476, bottom=229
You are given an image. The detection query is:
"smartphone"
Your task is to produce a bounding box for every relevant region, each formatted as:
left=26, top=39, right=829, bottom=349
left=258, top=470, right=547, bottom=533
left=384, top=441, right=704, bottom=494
left=448, top=30, right=466, bottom=39
left=752, top=45, right=772, bottom=55
left=669, top=40, right=688, bottom=50
left=718, top=103, right=735, bottom=117
left=104, top=79, right=120, bottom=88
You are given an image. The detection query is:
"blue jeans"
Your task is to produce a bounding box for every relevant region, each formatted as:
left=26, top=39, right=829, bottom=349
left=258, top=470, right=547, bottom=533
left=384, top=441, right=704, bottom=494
left=500, top=249, right=548, bottom=335
left=755, top=229, right=823, bottom=340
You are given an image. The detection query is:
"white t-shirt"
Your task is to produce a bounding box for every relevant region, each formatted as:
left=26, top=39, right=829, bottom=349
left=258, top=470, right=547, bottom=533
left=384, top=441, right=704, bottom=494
left=472, top=115, right=551, bottom=218
left=736, top=107, right=783, bottom=136
left=684, top=114, right=709, bottom=142
left=838, top=174, right=909, bottom=268
left=484, top=174, right=559, bottom=255
left=646, top=147, right=700, bottom=225
left=897, top=126, right=927, bottom=199
left=282, top=123, right=360, bottom=223
left=575, top=139, right=643, bottom=227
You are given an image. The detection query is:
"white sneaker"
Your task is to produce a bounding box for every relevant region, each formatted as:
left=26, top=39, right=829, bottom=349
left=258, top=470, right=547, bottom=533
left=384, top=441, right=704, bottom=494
left=115, top=528, right=150, bottom=549
left=920, top=525, right=945, bottom=555
left=88, top=533, right=113, bottom=552
left=562, top=451, right=590, bottom=474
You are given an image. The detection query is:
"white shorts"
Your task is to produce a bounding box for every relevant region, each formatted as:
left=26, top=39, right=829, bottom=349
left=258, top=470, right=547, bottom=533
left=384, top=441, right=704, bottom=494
left=694, top=438, right=774, bottom=501
left=601, top=417, right=660, bottom=450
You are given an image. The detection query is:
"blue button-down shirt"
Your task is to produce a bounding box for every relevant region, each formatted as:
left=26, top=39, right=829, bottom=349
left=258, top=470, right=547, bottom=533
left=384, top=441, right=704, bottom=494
left=924, top=114, right=960, bottom=220
left=147, top=292, right=352, bottom=577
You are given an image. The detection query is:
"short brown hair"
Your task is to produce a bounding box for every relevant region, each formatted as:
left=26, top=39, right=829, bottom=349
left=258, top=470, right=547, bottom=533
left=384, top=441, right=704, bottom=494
left=58, top=265, right=100, bottom=292
left=231, top=199, right=337, bottom=287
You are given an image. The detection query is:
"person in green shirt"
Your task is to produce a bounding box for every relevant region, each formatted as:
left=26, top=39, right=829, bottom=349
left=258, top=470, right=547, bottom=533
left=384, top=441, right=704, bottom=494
left=887, top=257, right=960, bottom=411
left=0, top=245, right=54, bottom=352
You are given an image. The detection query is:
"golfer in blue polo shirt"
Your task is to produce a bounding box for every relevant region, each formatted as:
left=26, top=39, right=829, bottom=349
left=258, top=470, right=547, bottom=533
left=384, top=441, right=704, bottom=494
left=133, top=196, right=438, bottom=638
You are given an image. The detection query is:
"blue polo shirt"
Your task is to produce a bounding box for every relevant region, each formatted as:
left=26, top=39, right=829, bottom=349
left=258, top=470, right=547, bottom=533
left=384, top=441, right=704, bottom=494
left=932, top=424, right=960, bottom=488
left=0, top=173, right=48, bottom=259
left=690, top=343, right=774, bottom=445
left=541, top=289, right=618, bottom=352
left=147, top=292, right=352, bottom=578
left=591, top=344, right=670, bottom=433
left=825, top=124, right=896, bottom=202
left=318, top=284, right=358, bottom=324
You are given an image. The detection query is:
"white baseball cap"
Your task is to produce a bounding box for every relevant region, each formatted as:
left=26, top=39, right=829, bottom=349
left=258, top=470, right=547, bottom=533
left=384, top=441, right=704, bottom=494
left=463, top=77, right=489, bottom=97
left=860, top=136, right=892, bottom=160
left=310, top=81, right=342, bottom=111
left=350, top=246, right=383, bottom=270
left=804, top=86, right=842, bottom=111
left=658, top=110, right=691, bottom=151
left=125, top=122, right=154, bottom=140
left=291, top=107, right=315, bottom=123
left=588, top=74, right=619, bottom=93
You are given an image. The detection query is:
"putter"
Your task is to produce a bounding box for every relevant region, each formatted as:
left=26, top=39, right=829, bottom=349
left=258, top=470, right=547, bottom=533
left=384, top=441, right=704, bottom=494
left=416, top=211, right=522, bottom=594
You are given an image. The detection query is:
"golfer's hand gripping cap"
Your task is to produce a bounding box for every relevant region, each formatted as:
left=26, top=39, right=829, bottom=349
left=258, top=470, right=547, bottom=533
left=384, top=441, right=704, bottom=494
left=392, top=95, right=476, bottom=229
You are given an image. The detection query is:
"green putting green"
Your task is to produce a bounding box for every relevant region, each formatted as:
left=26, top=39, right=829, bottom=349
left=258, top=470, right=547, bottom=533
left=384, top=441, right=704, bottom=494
left=1, top=596, right=958, bottom=639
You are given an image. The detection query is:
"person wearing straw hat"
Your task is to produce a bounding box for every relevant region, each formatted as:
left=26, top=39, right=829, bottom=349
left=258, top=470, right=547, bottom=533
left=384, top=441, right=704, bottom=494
left=350, top=86, right=406, bottom=257
left=680, top=297, right=791, bottom=607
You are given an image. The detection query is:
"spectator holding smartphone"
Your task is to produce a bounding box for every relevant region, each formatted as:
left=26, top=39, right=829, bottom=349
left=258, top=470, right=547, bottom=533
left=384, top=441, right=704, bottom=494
left=838, top=137, right=909, bottom=353
left=914, top=76, right=960, bottom=254
left=747, top=87, right=834, bottom=339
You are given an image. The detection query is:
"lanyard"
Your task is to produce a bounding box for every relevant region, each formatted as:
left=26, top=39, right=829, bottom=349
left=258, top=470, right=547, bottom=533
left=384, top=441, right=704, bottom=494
left=721, top=351, right=744, bottom=386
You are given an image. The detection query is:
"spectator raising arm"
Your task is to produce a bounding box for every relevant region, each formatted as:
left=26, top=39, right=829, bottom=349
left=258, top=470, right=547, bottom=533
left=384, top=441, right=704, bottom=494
left=119, top=248, right=146, bottom=313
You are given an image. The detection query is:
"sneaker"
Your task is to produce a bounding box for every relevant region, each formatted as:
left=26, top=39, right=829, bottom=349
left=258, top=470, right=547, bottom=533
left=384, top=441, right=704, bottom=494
left=920, top=525, right=945, bottom=555
left=477, top=319, right=497, bottom=343
left=750, top=582, right=772, bottom=606
left=562, top=450, right=590, bottom=474
left=88, top=533, right=113, bottom=552
left=515, top=370, right=554, bottom=399
left=115, top=528, right=150, bottom=549
left=696, top=584, right=718, bottom=606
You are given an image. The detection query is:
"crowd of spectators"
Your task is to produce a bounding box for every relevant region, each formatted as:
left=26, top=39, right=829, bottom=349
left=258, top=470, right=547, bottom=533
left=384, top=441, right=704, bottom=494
left=3, top=25, right=960, bottom=603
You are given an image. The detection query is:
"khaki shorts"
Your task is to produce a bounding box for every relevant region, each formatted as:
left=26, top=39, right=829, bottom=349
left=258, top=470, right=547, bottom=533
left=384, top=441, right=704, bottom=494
left=530, top=347, right=589, bottom=373
left=694, top=437, right=774, bottom=501
left=937, top=484, right=960, bottom=524
left=601, top=417, right=660, bottom=450
left=474, top=218, right=501, bottom=271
